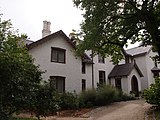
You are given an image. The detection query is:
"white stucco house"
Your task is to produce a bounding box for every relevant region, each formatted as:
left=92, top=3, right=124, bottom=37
left=26, top=21, right=160, bottom=95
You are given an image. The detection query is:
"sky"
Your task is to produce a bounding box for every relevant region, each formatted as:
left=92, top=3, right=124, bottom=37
left=0, top=0, right=139, bottom=48
left=0, top=0, right=83, bottom=41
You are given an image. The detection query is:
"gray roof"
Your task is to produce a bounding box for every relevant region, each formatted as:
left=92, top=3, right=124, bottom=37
left=25, top=40, right=33, bottom=45
left=151, top=66, right=160, bottom=72
left=126, top=46, right=152, bottom=56
left=108, top=62, right=143, bottom=78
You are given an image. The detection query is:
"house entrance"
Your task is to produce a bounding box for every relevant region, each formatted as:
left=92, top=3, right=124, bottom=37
left=131, top=75, right=139, bottom=97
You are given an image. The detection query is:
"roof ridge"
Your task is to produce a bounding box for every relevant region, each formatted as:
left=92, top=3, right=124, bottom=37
left=126, top=46, right=141, bottom=51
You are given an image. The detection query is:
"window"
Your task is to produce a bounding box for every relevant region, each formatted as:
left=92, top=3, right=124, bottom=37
left=82, top=79, right=86, bottom=91
left=99, top=71, right=106, bottom=85
left=51, top=47, right=66, bottom=63
left=82, top=62, right=86, bottom=74
left=50, top=76, right=65, bottom=93
left=98, top=54, right=105, bottom=63
left=153, top=72, right=159, bottom=78
left=115, top=77, right=122, bottom=89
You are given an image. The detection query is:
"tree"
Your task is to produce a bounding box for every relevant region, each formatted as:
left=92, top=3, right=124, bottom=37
left=0, top=16, right=43, bottom=119
left=73, top=0, right=160, bottom=63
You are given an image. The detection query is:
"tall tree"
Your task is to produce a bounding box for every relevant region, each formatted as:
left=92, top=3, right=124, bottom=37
left=73, top=0, right=160, bottom=63
left=0, top=16, right=43, bottom=119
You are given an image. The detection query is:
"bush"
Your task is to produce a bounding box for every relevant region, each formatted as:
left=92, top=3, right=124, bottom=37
left=115, top=89, right=136, bottom=101
left=143, top=77, right=160, bottom=106
left=79, top=85, right=136, bottom=108
left=59, top=92, right=79, bottom=110
left=95, top=85, right=117, bottom=106
left=30, top=82, right=61, bottom=119
left=79, top=89, right=97, bottom=107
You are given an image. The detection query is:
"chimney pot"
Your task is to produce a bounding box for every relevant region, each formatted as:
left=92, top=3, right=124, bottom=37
left=42, top=20, right=51, bottom=38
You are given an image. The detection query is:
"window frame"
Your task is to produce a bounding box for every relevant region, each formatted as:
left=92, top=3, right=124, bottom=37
left=115, top=77, right=122, bottom=90
left=82, top=62, right=86, bottom=74
left=99, top=71, right=106, bottom=85
left=82, top=79, right=86, bottom=91
left=51, top=47, right=66, bottom=63
left=50, top=76, right=65, bottom=93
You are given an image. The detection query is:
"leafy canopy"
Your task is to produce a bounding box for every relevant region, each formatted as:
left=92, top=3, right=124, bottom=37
left=0, top=16, right=43, bottom=119
left=73, top=0, right=160, bottom=63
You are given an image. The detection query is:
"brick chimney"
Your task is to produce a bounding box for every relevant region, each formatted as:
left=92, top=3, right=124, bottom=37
left=42, top=20, right=51, bottom=38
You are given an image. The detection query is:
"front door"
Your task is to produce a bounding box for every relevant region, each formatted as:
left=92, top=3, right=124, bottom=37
left=131, top=76, right=139, bottom=97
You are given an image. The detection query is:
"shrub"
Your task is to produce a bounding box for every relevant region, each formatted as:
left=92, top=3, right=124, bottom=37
left=95, top=85, right=117, bottom=106
left=78, top=85, right=134, bottom=107
left=143, top=77, right=160, bottom=106
left=30, top=82, right=61, bottom=119
left=79, top=89, right=97, bottom=107
left=115, top=89, right=136, bottom=101
left=59, top=92, right=79, bottom=110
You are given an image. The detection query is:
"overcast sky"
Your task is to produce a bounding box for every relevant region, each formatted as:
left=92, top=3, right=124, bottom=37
left=0, top=0, right=139, bottom=48
left=0, top=0, right=83, bottom=41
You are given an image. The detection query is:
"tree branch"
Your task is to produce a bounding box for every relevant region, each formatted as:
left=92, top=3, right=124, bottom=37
left=150, top=0, right=156, bottom=10
left=128, top=0, right=140, bottom=11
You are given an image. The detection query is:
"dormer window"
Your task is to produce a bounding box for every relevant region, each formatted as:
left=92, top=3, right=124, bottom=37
left=51, top=47, right=66, bottom=63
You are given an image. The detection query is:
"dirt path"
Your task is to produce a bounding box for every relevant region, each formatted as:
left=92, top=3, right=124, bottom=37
left=15, top=99, right=152, bottom=120
left=84, top=99, right=151, bottom=120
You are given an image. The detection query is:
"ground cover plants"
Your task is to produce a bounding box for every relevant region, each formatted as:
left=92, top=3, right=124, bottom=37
left=13, top=84, right=135, bottom=119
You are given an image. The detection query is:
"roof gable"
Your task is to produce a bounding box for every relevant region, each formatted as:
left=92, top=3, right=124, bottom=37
left=126, top=46, right=152, bottom=57
left=27, top=30, right=92, bottom=63
left=108, top=62, right=143, bottom=78
left=27, top=30, right=75, bottom=50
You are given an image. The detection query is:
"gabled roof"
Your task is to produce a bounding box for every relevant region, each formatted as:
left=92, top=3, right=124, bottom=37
left=27, top=30, right=92, bottom=63
left=108, top=62, right=143, bottom=78
left=27, top=30, right=76, bottom=50
left=126, top=46, right=152, bottom=57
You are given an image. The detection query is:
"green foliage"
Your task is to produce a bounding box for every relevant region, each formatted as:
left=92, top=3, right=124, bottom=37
left=79, top=89, right=97, bottom=107
left=0, top=17, right=43, bottom=119
left=79, top=85, right=135, bottom=107
left=29, top=82, right=60, bottom=119
left=95, top=85, right=117, bottom=106
left=143, top=77, right=160, bottom=106
left=59, top=92, right=79, bottom=110
left=73, top=0, right=160, bottom=63
left=116, top=90, right=136, bottom=101
left=155, top=109, right=160, bottom=119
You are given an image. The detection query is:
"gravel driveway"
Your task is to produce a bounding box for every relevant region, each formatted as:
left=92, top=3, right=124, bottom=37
left=83, top=99, right=152, bottom=120
left=16, top=99, right=152, bottom=120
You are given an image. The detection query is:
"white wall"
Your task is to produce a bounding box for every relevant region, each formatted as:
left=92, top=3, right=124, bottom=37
left=85, top=50, right=115, bottom=88
left=94, top=55, right=114, bottom=86
left=132, top=56, right=148, bottom=90
left=128, top=68, right=142, bottom=92
left=82, top=63, right=92, bottom=90
left=109, top=67, right=142, bottom=94
left=29, top=36, right=91, bottom=93
left=145, top=51, right=157, bottom=86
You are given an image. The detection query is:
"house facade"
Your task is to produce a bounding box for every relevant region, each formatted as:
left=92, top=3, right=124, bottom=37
left=27, top=21, right=160, bottom=95
left=126, top=46, right=160, bottom=90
